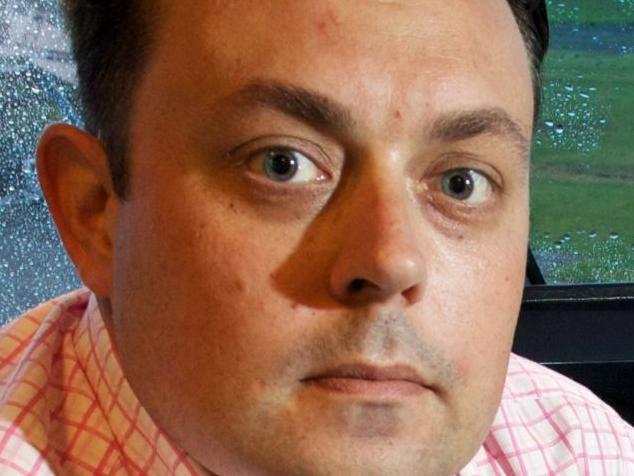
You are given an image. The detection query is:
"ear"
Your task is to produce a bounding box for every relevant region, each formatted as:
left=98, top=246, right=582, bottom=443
left=36, top=124, right=118, bottom=298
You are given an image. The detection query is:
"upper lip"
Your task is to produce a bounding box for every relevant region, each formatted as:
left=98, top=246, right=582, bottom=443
left=302, top=363, right=429, bottom=387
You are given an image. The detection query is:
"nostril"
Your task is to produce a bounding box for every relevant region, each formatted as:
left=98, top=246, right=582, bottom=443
left=348, top=279, right=366, bottom=293
left=402, top=284, right=423, bottom=304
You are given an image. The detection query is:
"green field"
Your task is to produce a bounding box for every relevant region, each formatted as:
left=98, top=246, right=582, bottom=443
left=548, top=0, right=634, bottom=25
left=529, top=43, right=634, bottom=283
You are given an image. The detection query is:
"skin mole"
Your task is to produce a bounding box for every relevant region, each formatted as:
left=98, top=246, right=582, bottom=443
left=234, top=279, right=246, bottom=292
left=316, top=9, right=340, bottom=36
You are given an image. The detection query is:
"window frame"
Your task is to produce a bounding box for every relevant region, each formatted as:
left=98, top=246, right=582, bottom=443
left=515, top=264, right=634, bottom=424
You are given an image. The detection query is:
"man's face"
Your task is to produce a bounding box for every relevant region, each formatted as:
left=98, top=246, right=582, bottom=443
left=106, top=1, right=533, bottom=474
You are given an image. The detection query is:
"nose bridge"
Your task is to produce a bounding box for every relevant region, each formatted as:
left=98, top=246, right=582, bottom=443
left=360, top=166, right=415, bottom=248
left=328, top=158, right=426, bottom=305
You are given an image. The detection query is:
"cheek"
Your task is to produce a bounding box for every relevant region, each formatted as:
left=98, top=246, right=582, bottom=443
left=113, top=183, right=308, bottom=391
left=125, top=184, right=303, bottom=343
left=426, top=226, right=527, bottom=381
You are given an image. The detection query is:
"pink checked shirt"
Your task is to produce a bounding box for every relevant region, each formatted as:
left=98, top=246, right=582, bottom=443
left=1, top=289, right=633, bottom=475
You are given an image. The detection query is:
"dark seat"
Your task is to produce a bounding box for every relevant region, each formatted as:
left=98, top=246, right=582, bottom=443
left=512, top=283, right=634, bottom=425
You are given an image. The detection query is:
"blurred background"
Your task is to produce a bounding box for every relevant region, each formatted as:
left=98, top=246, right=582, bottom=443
left=1, top=0, right=633, bottom=324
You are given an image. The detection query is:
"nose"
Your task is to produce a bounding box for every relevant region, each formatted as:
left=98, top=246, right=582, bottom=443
left=328, top=171, right=426, bottom=306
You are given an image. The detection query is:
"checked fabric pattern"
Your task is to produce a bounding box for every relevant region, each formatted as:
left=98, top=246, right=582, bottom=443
left=1, top=289, right=633, bottom=475
left=0, top=289, right=206, bottom=475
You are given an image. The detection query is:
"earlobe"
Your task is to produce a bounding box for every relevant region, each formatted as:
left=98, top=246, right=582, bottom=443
left=36, top=124, right=117, bottom=297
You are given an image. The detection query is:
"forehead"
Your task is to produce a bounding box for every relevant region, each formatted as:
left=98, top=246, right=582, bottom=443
left=143, top=0, right=533, bottom=132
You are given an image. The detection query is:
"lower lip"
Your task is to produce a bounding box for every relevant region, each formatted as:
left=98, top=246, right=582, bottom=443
left=304, top=377, right=428, bottom=398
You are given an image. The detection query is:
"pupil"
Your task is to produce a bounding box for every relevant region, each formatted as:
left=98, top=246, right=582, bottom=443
left=449, top=174, right=468, bottom=194
left=445, top=171, right=474, bottom=199
left=265, top=151, right=297, bottom=180
left=271, top=153, right=293, bottom=175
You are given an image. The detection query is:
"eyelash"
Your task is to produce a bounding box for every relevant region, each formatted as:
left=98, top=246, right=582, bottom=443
left=229, top=136, right=330, bottom=167
left=434, top=152, right=502, bottom=186
left=224, top=137, right=337, bottom=201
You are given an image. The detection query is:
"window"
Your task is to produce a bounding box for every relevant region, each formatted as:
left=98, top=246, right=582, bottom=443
left=1, top=0, right=633, bottom=325
left=1, top=1, right=80, bottom=325
left=529, top=0, right=634, bottom=284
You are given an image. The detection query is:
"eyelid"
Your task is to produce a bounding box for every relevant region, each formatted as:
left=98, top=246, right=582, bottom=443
left=432, top=152, right=504, bottom=189
left=442, top=167, right=498, bottom=195
left=419, top=161, right=501, bottom=222
left=225, top=134, right=335, bottom=173
left=442, top=169, right=492, bottom=205
left=250, top=147, right=328, bottom=184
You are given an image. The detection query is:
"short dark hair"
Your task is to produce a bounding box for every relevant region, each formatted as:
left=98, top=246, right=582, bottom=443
left=63, top=0, right=160, bottom=198
left=63, top=0, right=549, bottom=198
left=507, top=0, right=550, bottom=113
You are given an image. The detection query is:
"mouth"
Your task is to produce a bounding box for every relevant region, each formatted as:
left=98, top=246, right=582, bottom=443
left=301, top=363, right=431, bottom=399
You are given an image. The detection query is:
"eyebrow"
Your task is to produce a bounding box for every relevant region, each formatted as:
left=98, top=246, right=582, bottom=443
left=231, top=80, right=529, bottom=157
left=234, top=80, right=354, bottom=132
left=429, top=108, right=530, bottom=158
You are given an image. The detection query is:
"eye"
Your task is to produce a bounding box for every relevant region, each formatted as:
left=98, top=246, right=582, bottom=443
left=252, top=148, right=326, bottom=183
left=440, top=168, right=492, bottom=204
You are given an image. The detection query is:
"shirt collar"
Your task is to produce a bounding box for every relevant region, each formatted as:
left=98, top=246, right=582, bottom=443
left=72, top=292, right=209, bottom=475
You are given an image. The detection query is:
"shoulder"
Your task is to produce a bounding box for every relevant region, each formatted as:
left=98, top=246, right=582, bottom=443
left=0, top=289, right=90, bottom=473
left=0, top=288, right=90, bottom=380
left=484, top=353, right=634, bottom=475
left=502, top=352, right=608, bottom=405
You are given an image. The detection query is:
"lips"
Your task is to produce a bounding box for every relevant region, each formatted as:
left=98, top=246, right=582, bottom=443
left=302, top=363, right=430, bottom=398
